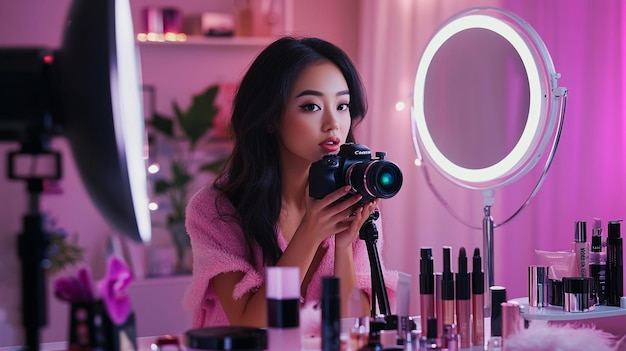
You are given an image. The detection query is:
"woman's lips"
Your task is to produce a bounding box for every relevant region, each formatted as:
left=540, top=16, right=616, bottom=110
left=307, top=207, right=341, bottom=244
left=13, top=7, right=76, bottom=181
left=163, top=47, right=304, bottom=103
left=319, top=138, right=340, bottom=153
left=319, top=143, right=340, bottom=153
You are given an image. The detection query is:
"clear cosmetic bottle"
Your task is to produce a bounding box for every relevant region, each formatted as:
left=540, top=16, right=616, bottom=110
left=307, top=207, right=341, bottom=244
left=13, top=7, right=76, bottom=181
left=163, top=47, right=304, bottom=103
left=574, top=221, right=589, bottom=277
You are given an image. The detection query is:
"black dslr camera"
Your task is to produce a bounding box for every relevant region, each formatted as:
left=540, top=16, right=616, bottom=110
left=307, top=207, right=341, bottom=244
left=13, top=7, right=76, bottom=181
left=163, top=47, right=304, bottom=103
left=308, top=143, right=403, bottom=203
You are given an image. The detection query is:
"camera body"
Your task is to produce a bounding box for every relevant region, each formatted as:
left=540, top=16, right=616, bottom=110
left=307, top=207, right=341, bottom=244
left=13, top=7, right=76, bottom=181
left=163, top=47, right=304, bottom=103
left=309, top=143, right=403, bottom=203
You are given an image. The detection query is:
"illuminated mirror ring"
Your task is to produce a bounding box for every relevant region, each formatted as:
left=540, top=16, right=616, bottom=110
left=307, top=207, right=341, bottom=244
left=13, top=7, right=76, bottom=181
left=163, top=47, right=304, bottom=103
left=413, top=7, right=559, bottom=190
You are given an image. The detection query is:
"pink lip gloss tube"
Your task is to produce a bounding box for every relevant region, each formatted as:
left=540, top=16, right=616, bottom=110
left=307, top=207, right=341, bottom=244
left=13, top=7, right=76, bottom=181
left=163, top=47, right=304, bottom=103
left=266, top=266, right=301, bottom=351
left=456, top=247, right=470, bottom=348
left=472, top=248, right=485, bottom=347
left=420, top=247, right=435, bottom=335
left=441, top=246, right=455, bottom=328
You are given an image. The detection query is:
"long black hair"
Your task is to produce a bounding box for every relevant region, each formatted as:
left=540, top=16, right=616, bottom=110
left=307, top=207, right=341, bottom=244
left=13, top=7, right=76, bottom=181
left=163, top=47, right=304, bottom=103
left=214, top=36, right=368, bottom=265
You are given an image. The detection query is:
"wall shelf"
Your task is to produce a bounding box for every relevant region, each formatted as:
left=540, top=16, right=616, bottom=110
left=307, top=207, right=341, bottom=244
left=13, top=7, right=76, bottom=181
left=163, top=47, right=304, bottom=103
left=137, top=35, right=276, bottom=47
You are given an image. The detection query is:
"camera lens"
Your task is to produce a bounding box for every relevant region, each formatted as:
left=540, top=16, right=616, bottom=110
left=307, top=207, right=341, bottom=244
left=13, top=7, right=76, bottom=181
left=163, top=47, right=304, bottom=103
left=379, top=169, right=395, bottom=190
left=346, top=160, right=403, bottom=199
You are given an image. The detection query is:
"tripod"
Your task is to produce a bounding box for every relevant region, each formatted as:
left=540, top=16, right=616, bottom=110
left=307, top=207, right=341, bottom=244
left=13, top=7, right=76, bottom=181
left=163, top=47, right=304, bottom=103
left=8, top=135, right=62, bottom=351
left=359, top=210, right=391, bottom=317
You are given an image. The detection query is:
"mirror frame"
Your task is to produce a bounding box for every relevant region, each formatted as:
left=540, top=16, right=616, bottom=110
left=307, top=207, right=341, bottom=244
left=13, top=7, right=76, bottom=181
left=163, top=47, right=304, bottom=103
left=412, top=7, right=560, bottom=190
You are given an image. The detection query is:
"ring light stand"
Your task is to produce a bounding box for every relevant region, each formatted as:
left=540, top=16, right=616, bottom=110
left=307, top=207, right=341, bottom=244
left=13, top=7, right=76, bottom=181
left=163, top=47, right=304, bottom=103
left=8, top=129, right=61, bottom=351
left=412, top=7, right=568, bottom=314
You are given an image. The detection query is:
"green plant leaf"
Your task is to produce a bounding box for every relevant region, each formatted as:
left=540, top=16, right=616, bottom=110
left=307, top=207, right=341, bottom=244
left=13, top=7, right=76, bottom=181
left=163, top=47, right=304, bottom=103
left=149, top=112, right=175, bottom=137
left=171, top=161, right=193, bottom=188
left=154, top=179, right=173, bottom=194
left=179, top=85, right=220, bottom=147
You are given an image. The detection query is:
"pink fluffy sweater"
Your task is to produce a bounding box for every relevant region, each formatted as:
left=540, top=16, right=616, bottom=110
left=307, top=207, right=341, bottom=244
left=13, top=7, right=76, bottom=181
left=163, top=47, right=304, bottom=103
left=182, top=185, right=397, bottom=334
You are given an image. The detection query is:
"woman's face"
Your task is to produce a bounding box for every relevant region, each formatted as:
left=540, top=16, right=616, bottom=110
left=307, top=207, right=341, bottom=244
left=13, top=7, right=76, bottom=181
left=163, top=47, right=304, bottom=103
left=277, top=61, right=352, bottom=167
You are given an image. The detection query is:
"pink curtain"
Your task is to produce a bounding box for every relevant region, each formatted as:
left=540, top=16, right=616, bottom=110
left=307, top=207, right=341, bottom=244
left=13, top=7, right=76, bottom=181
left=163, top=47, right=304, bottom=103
left=357, top=0, right=625, bottom=315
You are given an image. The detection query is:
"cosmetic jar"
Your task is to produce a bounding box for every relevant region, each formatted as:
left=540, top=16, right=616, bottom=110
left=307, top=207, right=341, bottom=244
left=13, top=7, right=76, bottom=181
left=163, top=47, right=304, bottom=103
left=185, top=326, right=267, bottom=351
left=548, top=279, right=563, bottom=306
left=528, top=266, right=549, bottom=307
left=563, top=277, right=595, bottom=312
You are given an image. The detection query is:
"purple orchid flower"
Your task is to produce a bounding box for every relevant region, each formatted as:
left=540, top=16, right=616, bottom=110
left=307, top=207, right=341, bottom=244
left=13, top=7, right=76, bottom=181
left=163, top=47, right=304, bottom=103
left=97, top=255, right=133, bottom=325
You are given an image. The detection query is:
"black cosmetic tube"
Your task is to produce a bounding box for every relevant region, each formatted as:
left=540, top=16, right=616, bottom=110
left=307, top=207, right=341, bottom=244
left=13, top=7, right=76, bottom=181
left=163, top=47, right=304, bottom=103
left=606, top=220, right=623, bottom=306
left=590, top=218, right=607, bottom=305
left=321, top=276, right=341, bottom=351
left=490, top=286, right=507, bottom=337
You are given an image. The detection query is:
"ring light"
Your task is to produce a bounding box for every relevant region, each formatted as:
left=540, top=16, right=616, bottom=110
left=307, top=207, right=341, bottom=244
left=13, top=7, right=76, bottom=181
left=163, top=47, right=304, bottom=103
left=413, top=7, right=558, bottom=190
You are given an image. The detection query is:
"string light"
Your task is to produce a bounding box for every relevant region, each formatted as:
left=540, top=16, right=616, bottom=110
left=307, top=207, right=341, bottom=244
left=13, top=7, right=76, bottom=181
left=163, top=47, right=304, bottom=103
left=395, top=101, right=406, bottom=111
left=137, top=32, right=187, bottom=42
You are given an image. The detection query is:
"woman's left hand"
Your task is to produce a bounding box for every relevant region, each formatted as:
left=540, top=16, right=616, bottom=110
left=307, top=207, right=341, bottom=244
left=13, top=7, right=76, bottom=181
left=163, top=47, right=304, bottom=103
left=334, top=199, right=379, bottom=249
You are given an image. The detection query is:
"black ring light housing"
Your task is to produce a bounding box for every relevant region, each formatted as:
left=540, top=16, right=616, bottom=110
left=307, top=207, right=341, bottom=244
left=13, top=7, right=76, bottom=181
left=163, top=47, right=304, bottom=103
left=0, top=0, right=150, bottom=349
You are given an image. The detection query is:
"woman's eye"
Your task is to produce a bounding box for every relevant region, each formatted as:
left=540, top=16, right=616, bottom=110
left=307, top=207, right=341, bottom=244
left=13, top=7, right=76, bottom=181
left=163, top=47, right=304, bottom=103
left=300, top=104, right=321, bottom=112
left=338, top=103, right=350, bottom=111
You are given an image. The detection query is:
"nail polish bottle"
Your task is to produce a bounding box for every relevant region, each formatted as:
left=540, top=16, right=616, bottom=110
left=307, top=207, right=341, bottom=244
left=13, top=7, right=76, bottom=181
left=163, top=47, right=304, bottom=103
left=443, top=324, right=459, bottom=351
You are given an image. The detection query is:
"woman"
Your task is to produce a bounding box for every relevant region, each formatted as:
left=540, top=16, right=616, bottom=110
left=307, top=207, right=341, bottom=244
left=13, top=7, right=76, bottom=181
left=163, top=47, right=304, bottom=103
left=183, top=36, right=397, bottom=333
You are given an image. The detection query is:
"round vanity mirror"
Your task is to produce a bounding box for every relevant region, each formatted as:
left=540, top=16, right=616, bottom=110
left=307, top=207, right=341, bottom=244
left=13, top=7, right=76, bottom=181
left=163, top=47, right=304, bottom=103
left=412, top=7, right=564, bottom=191
left=411, top=7, right=567, bottom=302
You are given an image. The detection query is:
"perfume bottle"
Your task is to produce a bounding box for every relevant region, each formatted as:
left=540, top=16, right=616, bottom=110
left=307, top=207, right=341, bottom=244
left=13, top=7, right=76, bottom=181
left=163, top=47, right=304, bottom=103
left=443, top=324, right=459, bottom=351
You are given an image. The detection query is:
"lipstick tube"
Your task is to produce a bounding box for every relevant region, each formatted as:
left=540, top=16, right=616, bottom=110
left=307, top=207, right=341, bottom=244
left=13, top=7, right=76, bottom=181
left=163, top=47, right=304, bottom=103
left=455, top=247, right=470, bottom=348
left=441, top=246, right=455, bottom=329
left=419, top=247, right=435, bottom=334
left=471, top=248, right=484, bottom=347
left=435, top=272, right=443, bottom=346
